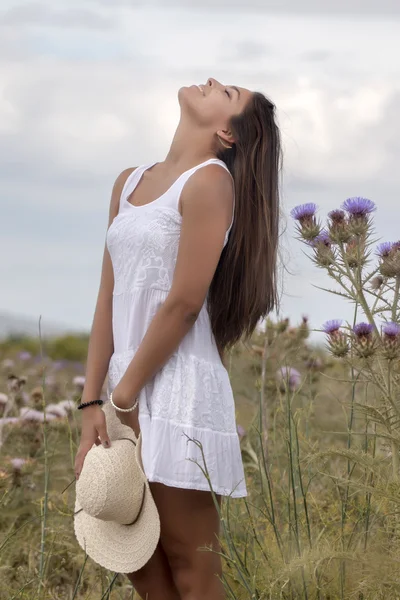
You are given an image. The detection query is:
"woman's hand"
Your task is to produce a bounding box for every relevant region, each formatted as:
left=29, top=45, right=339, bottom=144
left=74, top=405, right=111, bottom=480
left=111, top=386, right=140, bottom=438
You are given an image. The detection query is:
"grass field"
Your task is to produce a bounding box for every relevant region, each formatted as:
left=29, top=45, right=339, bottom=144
left=1, top=313, right=399, bottom=599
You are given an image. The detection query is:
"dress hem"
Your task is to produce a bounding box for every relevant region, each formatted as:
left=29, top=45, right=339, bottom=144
left=146, top=472, right=248, bottom=498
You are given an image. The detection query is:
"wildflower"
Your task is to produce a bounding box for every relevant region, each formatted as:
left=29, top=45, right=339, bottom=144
left=276, top=366, right=302, bottom=392
left=290, top=203, right=321, bottom=241
left=322, top=320, right=349, bottom=357
left=73, top=375, right=86, bottom=390
left=53, top=360, right=65, bottom=371
left=327, top=209, right=352, bottom=243
left=328, top=209, right=346, bottom=223
left=344, top=237, right=367, bottom=268
left=0, top=393, right=8, bottom=405
left=290, top=203, right=318, bottom=222
left=376, top=242, right=393, bottom=258
left=378, top=241, right=400, bottom=278
left=46, top=403, right=68, bottom=418
left=0, top=417, right=19, bottom=425
left=352, top=322, right=377, bottom=358
left=58, top=399, right=75, bottom=412
left=353, top=323, right=374, bottom=337
left=341, top=197, right=376, bottom=216
left=381, top=322, right=400, bottom=360
left=10, top=458, right=27, bottom=472
left=297, top=315, right=310, bottom=340
left=10, top=457, right=28, bottom=487
left=308, top=230, right=336, bottom=267
left=237, top=424, right=246, bottom=440
left=19, top=351, right=32, bottom=361
left=7, top=375, right=20, bottom=392
left=370, top=275, right=384, bottom=291
left=309, top=230, right=331, bottom=246
left=322, top=319, right=343, bottom=334
left=305, top=356, right=323, bottom=370
left=19, top=407, right=57, bottom=422
left=341, top=197, right=376, bottom=236
left=276, top=318, right=290, bottom=333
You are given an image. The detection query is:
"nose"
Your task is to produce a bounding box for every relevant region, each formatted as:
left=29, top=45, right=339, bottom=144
left=206, top=77, right=217, bottom=88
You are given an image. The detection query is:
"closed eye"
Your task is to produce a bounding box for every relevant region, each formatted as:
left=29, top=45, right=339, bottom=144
left=225, top=89, right=230, bottom=97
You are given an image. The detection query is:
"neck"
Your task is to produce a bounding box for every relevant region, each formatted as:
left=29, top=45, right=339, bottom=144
left=162, top=117, right=216, bottom=171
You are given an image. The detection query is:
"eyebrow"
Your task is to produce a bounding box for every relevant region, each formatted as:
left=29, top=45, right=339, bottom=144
left=229, top=85, right=240, bottom=99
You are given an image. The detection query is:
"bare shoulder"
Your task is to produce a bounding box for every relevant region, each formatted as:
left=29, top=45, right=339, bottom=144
left=108, top=167, right=139, bottom=219
left=113, top=167, right=138, bottom=193
left=180, top=163, right=234, bottom=218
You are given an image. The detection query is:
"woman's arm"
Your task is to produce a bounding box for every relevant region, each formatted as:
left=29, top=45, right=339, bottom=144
left=112, top=164, right=234, bottom=410
left=75, top=167, right=138, bottom=477
left=80, top=167, right=137, bottom=405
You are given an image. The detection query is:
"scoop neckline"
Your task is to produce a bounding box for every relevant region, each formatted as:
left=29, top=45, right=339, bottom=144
left=124, top=158, right=224, bottom=210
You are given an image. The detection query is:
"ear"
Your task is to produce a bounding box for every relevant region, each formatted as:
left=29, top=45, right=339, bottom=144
left=217, top=128, right=236, bottom=145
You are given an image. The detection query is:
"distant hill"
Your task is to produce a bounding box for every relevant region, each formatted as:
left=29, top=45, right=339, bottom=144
left=0, top=311, right=86, bottom=340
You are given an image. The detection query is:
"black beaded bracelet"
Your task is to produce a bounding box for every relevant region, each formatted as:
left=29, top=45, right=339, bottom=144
left=77, top=399, right=104, bottom=410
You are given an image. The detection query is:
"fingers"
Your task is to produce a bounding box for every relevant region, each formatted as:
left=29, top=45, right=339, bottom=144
left=74, top=442, right=92, bottom=480
left=97, top=421, right=111, bottom=449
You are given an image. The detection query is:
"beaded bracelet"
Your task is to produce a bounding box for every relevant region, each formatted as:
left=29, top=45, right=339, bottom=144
left=109, top=391, right=139, bottom=413
left=77, top=399, right=104, bottom=410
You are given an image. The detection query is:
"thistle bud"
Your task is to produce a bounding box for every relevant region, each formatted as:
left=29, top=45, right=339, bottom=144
left=381, top=322, right=400, bottom=360
left=322, top=320, right=349, bottom=358
left=377, top=242, right=400, bottom=278
left=370, top=275, right=384, bottom=291
left=352, top=322, right=377, bottom=358
left=345, top=237, right=367, bottom=269
left=341, top=197, right=376, bottom=237
left=327, top=209, right=352, bottom=243
left=276, top=318, right=290, bottom=333
left=309, top=230, right=336, bottom=267
left=290, top=203, right=321, bottom=241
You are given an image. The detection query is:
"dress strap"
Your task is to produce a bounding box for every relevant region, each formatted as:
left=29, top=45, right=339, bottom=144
left=183, top=158, right=235, bottom=238
left=119, top=163, right=156, bottom=213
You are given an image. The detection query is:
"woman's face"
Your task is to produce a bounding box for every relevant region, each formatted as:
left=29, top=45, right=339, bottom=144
left=179, top=77, right=253, bottom=132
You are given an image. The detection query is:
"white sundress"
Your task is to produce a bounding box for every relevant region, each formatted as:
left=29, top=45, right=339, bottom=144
left=105, top=157, right=247, bottom=498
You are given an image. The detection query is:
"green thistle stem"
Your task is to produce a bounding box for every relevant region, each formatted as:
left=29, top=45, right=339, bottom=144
left=392, top=277, right=400, bottom=322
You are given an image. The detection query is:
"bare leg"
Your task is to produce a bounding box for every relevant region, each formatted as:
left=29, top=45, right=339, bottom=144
left=150, top=482, right=225, bottom=600
left=126, top=542, right=180, bottom=600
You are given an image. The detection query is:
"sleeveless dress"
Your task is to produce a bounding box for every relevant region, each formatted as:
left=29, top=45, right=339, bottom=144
left=105, top=157, right=247, bottom=498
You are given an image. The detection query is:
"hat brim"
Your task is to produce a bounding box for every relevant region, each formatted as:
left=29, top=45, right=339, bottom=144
left=74, top=434, right=160, bottom=574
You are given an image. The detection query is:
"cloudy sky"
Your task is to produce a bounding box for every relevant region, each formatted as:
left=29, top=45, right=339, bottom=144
left=1, top=0, right=399, bottom=342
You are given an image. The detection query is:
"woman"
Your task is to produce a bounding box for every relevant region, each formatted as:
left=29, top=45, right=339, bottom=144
left=74, top=77, right=281, bottom=599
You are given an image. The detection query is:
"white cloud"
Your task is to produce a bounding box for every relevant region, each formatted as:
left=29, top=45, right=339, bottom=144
left=0, top=1, right=399, bottom=337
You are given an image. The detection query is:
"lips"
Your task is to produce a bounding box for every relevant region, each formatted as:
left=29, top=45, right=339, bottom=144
left=197, top=84, right=204, bottom=95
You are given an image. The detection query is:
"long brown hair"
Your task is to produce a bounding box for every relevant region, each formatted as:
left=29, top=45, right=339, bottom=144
left=208, top=91, right=282, bottom=364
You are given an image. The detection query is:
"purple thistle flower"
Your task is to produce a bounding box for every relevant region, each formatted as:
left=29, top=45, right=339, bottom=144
left=290, top=203, right=318, bottom=222
left=322, top=319, right=343, bottom=334
left=309, top=230, right=331, bottom=247
left=328, top=209, right=346, bottom=223
left=341, top=197, right=376, bottom=216
left=10, top=458, right=27, bottom=471
left=277, top=366, right=302, bottom=391
left=382, top=322, right=400, bottom=338
left=353, top=322, right=374, bottom=338
left=237, top=424, right=246, bottom=439
left=376, top=242, right=393, bottom=257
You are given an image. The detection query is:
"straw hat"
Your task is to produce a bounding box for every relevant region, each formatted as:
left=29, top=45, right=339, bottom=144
left=73, top=401, right=160, bottom=573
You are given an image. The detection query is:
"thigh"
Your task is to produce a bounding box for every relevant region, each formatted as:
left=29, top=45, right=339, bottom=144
left=127, top=541, right=180, bottom=600
left=149, top=482, right=224, bottom=593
